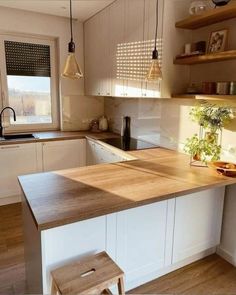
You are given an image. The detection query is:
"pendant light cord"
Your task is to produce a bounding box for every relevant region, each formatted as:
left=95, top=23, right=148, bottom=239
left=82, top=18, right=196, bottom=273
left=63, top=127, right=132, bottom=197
left=70, top=0, right=73, bottom=41
left=154, top=0, right=158, bottom=50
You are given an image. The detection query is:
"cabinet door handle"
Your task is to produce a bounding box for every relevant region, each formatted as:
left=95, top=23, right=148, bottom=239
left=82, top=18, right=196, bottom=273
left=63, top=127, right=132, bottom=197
left=1, top=145, right=20, bottom=149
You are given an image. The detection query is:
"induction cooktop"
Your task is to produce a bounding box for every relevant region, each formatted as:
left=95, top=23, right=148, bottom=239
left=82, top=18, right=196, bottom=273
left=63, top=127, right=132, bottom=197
left=100, top=137, right=158, bottom=151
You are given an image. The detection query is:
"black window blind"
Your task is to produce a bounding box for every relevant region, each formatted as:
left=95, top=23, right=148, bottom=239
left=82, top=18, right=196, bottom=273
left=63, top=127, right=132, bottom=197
left=4, top=41, right=51, bottom=77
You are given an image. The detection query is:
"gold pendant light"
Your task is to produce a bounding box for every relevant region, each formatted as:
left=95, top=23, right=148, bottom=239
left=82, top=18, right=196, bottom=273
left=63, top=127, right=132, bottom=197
left=146, top=0, right=162, bottom=81
left=62, top=0, right=83, bottom=79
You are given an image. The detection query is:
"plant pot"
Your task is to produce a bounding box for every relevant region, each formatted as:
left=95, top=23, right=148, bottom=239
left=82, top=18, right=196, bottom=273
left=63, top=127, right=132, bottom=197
left=193, top=153, right=201, bottom=161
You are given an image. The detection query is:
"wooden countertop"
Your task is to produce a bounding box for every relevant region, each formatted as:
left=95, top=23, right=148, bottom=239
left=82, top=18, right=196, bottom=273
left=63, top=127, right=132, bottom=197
left=19, top=148, right=236, bottom=231
left=0, top=131, right=119, bottom=145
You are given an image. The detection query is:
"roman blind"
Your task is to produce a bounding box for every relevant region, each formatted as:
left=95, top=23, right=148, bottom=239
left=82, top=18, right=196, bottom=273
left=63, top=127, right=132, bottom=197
left=4, top=41, right=51, bottom=77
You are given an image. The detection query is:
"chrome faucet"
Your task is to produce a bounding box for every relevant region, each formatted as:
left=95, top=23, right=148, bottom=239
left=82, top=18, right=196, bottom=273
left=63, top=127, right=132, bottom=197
left=0, top=107, right=16, bottom=138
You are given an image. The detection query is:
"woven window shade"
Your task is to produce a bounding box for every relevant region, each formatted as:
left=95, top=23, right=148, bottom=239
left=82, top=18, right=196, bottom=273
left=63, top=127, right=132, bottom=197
left=4, top=41, right=51, bottom=77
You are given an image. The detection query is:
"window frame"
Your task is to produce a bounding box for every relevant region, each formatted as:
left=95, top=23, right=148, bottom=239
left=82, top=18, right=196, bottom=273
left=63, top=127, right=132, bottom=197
left=0, top=34, right=59, bottom=132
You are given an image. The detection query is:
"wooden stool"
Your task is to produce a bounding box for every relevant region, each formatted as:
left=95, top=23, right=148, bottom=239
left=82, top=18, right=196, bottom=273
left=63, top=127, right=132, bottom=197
left=51, top=251, right=125, bottom=295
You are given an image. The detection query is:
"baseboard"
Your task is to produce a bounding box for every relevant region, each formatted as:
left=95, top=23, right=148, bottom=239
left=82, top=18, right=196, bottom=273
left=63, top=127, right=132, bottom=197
left=0, top=195, right=21, bottom=206
left=126, top=247, right=216, bottom=291
left=217, top=246, right=236, bottom=267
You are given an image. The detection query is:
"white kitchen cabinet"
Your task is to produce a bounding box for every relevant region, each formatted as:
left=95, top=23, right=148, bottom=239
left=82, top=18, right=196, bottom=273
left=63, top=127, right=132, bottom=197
left=42, top=139, right=86, bottom=172
left=123, top=0, right=144, bottom=98
left=0, top=143, right=39, bottom=201
left=84, top=0, right=164, bottom=98
left=84, top=16, right=100, bottom=96
left=116, top=201, right=167, bottom=287
left=41, top=216, right=107, bottom=294
left=95, top=143, right=121, bottom=164
left=110, top=0, right=125, bottom=97
left=99, top=8, right=112, bottom=97
left=25, top=185, right=227, bottom=293
left=84, top=9, right=111, bottom=97
left=86, top=140, right=123, bottom=165
left=142, top=0, right=163, bottom=98
left=86, top=139, right=101, bottom=165
left=172, top=187, right=225, bottom=263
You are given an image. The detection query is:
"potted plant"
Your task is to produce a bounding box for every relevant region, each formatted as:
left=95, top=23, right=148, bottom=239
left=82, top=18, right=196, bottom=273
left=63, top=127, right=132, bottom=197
left=184, top=134, right=221, bottom=163
left=184, top=103, right=234, bottom=164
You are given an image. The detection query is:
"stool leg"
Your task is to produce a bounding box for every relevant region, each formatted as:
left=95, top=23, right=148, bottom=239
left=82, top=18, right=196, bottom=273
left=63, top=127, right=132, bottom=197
left=117, top=277, right=125, bottom=295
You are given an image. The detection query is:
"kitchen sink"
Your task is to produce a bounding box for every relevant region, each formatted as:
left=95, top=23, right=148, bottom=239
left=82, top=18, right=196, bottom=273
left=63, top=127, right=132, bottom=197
left=3, top=133, right=35, bottom=140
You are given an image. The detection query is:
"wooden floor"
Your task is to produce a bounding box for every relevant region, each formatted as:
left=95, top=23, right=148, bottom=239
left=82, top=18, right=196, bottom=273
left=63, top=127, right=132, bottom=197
left=129, top=255, right=236, bottom=294
left=0, top=203, right=236, bottom=295
left=0, top=203, right=25, bottom=295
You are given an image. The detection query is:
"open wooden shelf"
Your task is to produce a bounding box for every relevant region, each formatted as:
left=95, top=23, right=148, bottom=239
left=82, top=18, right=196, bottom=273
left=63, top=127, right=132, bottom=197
left=175, top=4, right=236, bottom=30
left=174, top=50, right=236, bottom=65
left=171, top=94, right=236, bottom=101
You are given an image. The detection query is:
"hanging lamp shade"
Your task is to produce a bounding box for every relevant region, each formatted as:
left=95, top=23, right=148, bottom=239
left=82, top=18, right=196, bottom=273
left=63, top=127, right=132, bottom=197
left=146, top=49, right=162, bottom=81
left=62, top=42, right=83, bottom=79
left=62, top=0, right=83, bottom=79
left=146, top=0, right=162, bottom=81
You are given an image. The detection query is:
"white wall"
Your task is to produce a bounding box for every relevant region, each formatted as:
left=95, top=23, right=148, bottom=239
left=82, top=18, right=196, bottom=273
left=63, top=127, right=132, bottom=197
left=0, top=6, right=104, bottom=130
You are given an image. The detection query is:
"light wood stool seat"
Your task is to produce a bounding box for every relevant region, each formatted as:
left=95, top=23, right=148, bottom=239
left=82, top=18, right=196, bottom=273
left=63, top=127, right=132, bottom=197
left=51, top=251, right=125, bottom=295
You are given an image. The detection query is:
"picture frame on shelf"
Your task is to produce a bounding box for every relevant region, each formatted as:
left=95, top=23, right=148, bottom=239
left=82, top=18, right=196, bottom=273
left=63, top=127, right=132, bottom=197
left=207, top=29, right=228, bottom=53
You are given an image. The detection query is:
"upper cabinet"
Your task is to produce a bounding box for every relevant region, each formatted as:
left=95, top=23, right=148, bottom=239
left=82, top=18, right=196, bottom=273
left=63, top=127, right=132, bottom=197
left=84, top=0, right=163, bottom=98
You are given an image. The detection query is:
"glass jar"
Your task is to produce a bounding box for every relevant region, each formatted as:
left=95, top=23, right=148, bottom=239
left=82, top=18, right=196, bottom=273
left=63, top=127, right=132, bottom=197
left=189, top=0, right=210, bottom=15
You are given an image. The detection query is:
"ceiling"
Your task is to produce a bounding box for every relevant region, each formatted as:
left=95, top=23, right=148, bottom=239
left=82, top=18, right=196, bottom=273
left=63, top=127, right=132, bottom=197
left=0, top=0, right=115, bottom=22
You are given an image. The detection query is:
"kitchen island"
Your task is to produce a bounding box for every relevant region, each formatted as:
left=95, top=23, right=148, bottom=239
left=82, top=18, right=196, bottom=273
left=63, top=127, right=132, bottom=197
left=19, top=144, right=236, bottom=294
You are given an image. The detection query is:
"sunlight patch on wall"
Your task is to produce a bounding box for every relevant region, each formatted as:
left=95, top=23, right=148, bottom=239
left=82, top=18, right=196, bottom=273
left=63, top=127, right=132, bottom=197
left=116, top=39, right=163, bottom=82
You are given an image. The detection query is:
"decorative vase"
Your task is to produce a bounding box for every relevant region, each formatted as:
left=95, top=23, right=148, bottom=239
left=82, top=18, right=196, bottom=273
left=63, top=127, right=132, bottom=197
left=189, top=0, right=211, bottom=15
left=205, top=132, right=219, bottom=144
left=212, top=0, right=231, bottom=6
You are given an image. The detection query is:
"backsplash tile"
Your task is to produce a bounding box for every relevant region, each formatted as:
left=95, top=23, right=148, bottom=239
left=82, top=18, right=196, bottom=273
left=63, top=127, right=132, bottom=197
left=61, top=95, right=104, bottom=131
left=104, top=97, right=236, bottom=161
left=104, top=97, right=161, bottom=145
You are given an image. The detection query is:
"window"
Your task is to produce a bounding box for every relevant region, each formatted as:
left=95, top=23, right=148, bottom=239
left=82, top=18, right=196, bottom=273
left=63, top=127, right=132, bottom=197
left=0, top=35, right=59, bottom=131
